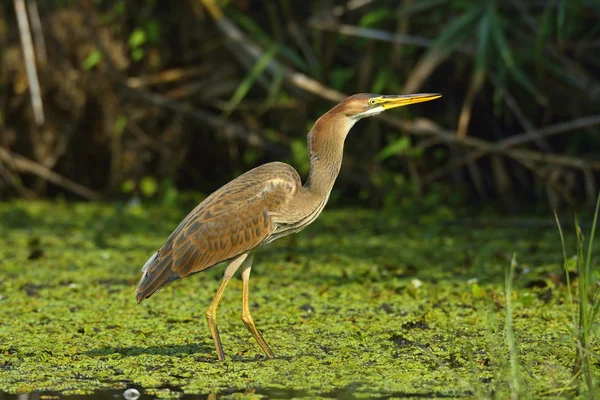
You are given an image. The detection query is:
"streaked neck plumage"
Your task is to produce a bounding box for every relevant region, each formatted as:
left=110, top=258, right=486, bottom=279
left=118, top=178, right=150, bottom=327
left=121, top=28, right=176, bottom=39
left=304, top=111, right=358, bottom=197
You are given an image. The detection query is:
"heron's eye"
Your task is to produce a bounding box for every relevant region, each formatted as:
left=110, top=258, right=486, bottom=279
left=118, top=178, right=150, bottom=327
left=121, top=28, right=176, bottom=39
left=368, top=98, right=376, bottom=106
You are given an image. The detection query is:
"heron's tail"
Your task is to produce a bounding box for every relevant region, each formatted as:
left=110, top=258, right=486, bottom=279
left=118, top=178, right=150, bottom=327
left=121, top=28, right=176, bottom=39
left=135, top=251, right=179, bottom=303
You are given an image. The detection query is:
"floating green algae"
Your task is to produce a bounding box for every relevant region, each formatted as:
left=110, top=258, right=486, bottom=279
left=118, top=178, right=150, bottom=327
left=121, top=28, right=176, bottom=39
left=0, top=201, right=597, bottom=398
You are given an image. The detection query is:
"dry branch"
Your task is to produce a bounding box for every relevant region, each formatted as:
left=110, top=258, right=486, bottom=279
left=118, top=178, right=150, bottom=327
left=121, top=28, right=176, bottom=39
left=26, top=0, right=46, bottom=65
left=126, top=66, right=211, bottom=89
left=0, top=147, right=101, bottom=200
left=308, top=20, right=452, bottom=52
left=497, top=115, right=600, bottom=149
left=14, top=0, right=44, bottom=125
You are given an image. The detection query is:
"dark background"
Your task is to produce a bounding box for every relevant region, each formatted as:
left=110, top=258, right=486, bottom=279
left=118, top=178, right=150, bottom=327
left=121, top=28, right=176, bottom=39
left=1, top=0, right=599, bottom=212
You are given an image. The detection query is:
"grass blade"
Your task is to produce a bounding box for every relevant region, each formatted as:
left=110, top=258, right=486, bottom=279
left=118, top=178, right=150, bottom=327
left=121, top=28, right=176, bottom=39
left=403, top=5, right=484, bottom=92
left=222, top=45, right=279, bottom=121
left=584, top=193, right=599, bottom=293
left=505, top=252, right=523, bottom=399
left=475, top=3, right=492, bottom=74
left=430, top=5, right=484, bottom=56
left=490, top=10, right=547, bottom=105
left=580, top=193, right=600, bottom=391
left=554, top=210, right=576, bottom=328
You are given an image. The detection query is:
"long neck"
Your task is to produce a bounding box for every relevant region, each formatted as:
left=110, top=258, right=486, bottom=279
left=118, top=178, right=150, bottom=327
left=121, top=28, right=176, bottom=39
left=304, top=113, right=356, bottom=196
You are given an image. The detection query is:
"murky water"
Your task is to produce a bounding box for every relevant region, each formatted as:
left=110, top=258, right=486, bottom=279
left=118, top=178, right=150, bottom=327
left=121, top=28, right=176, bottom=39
left=0, top=387, right=466, bottom=399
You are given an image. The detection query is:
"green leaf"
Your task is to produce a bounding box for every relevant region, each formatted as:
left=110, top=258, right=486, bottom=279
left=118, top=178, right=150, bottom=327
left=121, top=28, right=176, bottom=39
left=489, top=11, right=513, bottom=67
left=263, top=128, right=278, bottom=143
left=291, top=138, right=309, bottom=176
left=358, top=8, right=391, bottom=28
left=114, top=115, right=127, bottom=136
left=330, top=68, right=355, bottom=91
left=162, top=186, right=178, bottom=207
left=113, top=0, right=125, bottom=15
left=82, top=51, right=102, bottom=70
left=160, top=179, right=179, bottom=207
left=260, top=67, right=284, bottom=113
left=145, top=19, right=160, bottom=44
left=475, top=4, right=493, bottom=73
left=140, top=176, right=158, bottom=197
left=471, top=283, right=486, bottom=299
left=131, top=48, right=144, bottom=62
left=535, top=0, right=554, bottom=66
left=557, top=0, right=566, bottom=33
left=128, top=28, right=147, bottom=49
left=371, top=69, right=391, bottom=94
left=377, top=137, right=411, bottom=161
left=120, top=179, right=135, bottom=194
left=243, top=149, right=259, bottom=165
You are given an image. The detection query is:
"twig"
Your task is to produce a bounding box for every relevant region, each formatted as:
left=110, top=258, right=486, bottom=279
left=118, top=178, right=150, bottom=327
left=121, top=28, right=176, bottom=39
left=423, top=150, right=486, bottom=185
left=14, top=0, right=44, bottom=125
left=423, top=114, right=600, bottom=183
left=401, top=118, right=600, bottom=171
left=456, top=71, right=484, bottom=137
left=122, top=86, right=269, bottom=150
left=402, top=46, right=448, bottom=93
left=0, top=147, right=101, bottom=200
left=490, top=73, right=552, bottom=152
left=126, top=66, right=211, bottom=89
left=331, top=0, right=376, bottom=17
left=467, top=148, right=487, bottom=200
left=0, top=159, right=37, bottom=199
left=125, top=119, right=172, bottom=159
left=308, top=20, right=458, bottom=52
left=583, top=168, right=597, bottom=207
left=26, top=0, right=46, bottom=65
left=508, top=148, right=600, bottom=171
left=497, top=115, right=600, bottom=149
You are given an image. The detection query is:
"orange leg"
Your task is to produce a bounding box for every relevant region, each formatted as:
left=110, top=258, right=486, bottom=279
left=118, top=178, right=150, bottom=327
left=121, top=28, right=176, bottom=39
left=205, top=252, right=248, bottom=361
left=240, top=253, right=274, bottom=358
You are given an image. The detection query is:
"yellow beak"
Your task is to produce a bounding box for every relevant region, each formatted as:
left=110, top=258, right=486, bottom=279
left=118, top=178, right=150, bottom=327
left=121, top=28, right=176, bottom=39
left=376, top=93, right=442, bottom=110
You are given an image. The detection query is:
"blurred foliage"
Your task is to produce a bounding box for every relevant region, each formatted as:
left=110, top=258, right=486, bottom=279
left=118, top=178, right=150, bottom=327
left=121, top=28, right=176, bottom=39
left=0, top=0, right=599, bottom=210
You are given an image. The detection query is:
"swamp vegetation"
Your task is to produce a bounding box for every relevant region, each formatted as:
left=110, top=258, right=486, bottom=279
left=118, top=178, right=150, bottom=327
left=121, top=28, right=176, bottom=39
left=0, top=201, right=598, bottom=398
left=1, top=1, right=599, bottom=208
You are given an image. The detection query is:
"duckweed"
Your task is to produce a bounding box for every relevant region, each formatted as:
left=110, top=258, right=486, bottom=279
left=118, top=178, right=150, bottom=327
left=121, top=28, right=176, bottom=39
left=0, top=201, right=596, bottom=398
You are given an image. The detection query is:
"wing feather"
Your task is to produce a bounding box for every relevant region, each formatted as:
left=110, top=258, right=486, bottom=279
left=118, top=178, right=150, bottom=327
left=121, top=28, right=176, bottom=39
left=136, top=162, right=300, bottom=302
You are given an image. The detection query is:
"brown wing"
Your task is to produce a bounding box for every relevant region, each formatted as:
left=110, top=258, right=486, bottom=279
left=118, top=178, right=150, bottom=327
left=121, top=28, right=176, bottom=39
left=135, top=162, right=300, bottom=302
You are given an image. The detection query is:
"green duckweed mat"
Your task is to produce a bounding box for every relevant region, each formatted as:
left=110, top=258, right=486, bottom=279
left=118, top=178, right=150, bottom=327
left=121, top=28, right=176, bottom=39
left=0, top=201, right=598, bottom=398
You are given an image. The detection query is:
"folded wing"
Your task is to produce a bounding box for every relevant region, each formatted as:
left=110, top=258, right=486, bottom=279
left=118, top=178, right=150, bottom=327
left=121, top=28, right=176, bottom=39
left=135, top=162, right=300, bottom=302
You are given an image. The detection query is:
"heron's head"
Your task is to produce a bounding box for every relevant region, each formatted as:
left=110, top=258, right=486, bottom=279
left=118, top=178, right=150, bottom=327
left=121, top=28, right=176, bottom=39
left=338, top=93, right=442, bottom=120
left=308, top=92, right=441, bottom=160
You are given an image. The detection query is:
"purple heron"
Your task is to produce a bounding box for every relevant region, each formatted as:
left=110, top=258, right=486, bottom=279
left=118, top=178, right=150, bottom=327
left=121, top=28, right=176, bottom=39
left=136, top=93, right=441, bottom=360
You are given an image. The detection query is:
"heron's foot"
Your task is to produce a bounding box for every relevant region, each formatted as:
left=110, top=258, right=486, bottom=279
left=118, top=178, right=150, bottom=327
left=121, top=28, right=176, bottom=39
left=206, top=310, right=226, bottom=361
left=241, top=312, right=274, bottom=358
